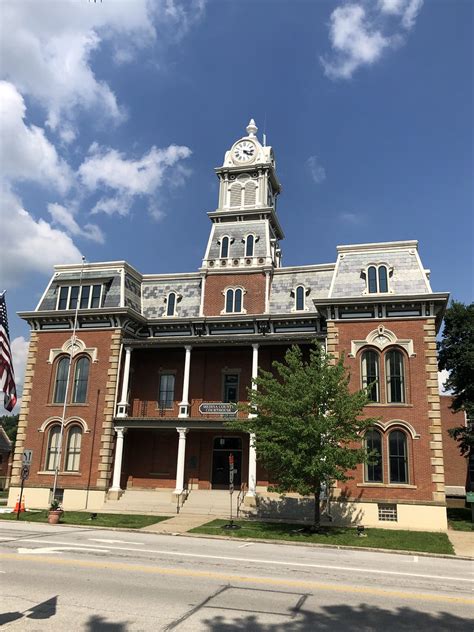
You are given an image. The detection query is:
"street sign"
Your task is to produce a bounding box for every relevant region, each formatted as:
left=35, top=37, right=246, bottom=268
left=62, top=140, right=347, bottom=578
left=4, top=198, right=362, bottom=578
left=22, top=450, right=33, bottom=465
left=21, top=465, right=30, bottom=481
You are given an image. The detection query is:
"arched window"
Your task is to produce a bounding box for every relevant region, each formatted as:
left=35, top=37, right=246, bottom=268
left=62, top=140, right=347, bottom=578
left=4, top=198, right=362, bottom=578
left=386, top=349, right=405, bottom=403
left=220, top=236, right=230, bottom=259
left=295, top=286, right=305, bottom=311
left=361, top=350, right=380, bottom=402
left=53, top=356, right=70, bottom=404
left=389, top=430, right=408, bottom=483
left=365, top=429, right=383, bottom=482
left=72, top=356, right=90, bottom=404
left=378, top=266, right=388, bottom=293
left=65, top=425, right=82, bottom=472
left=245, top=234, right=254, bottom=257
left=367, top=266, right=377, bottom=294
left=45, top=425, right=61, bottom=471
left=225, top=288, right=243, bottom=313
left=166, top=292, right=176, bottom=316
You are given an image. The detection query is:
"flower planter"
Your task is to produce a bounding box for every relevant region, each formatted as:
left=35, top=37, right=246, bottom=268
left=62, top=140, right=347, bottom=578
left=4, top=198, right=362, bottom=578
left=47, top=510, right=63, bottom=525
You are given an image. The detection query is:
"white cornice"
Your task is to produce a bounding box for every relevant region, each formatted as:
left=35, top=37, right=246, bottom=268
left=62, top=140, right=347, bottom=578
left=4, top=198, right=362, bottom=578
left=336, top=240, right=419, bottom=253
left=273, top=263, right=335, bottom=274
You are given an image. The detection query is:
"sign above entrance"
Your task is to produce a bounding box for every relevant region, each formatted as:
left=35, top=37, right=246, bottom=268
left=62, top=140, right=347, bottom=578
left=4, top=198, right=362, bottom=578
left=199, top=402, right=237, bottom=415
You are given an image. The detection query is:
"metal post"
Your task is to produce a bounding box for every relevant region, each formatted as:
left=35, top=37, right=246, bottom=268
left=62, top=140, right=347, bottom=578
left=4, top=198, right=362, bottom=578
left=51, top=256, right=86, bottom=503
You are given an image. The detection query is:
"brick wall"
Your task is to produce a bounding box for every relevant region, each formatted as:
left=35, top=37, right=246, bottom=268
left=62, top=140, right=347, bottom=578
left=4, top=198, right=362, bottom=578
left=332, top=318, right=444, bottom=504
left=12, top=329, right=121, bottom=493
left=203, top=272, right=266, bottom=316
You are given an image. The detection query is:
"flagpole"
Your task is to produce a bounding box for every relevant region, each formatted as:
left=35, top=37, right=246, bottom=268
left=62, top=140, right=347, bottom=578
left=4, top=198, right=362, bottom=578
left=51, top=256, right=86, bottom=503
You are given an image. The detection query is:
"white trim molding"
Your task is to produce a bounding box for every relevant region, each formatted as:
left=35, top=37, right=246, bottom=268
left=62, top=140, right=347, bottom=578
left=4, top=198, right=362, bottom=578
left=349, top=325, right=415, bottom=358
left=39, top=416, right=90, bottom=433
left=373, top=419, right=420, bottom=440
left=48, top=337, right=98, bottom=364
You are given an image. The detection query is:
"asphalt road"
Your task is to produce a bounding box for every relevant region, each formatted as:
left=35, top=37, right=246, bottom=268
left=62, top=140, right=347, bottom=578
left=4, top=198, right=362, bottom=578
left=0, top=521, right=472, bottom=631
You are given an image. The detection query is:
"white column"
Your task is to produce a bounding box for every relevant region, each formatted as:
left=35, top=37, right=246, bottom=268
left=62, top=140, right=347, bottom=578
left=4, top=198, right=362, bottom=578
left=117, top=346, right=132, bottom=418
left=178, top=345, right=192, bottom=418
left=174, top=427, right=188, bottom=494
left=247, top=343, right=259, bottom=497
left=110, top=427, right=126, bottom=492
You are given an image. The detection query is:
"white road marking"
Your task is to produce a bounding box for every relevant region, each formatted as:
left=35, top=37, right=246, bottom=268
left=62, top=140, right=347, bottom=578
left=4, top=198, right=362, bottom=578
left=9, top=538, right=472, bottom=583
left=414, top=556, right=419, bottom=563
left=238, top=543, right=253, bottom=548
left=89, top=538, right=141, bottom=545
left=18, top=546, right=109, bottom=555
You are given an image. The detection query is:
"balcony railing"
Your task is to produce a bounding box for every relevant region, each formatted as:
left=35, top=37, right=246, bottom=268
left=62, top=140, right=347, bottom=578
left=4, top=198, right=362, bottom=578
left=129, top=398, right=248, bottom=419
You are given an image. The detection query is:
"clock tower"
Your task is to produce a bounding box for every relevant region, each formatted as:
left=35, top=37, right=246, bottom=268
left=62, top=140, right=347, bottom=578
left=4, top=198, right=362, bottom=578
left=202, top=119, right=284, bottom=273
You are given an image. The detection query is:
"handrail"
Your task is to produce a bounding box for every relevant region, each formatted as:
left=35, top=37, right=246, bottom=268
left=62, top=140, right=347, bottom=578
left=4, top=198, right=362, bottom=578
left=176, top=483, right=190, bottom=514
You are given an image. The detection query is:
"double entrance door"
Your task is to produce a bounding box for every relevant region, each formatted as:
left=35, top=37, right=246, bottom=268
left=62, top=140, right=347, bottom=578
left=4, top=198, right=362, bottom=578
left=211, top=437, right=242, bottom=488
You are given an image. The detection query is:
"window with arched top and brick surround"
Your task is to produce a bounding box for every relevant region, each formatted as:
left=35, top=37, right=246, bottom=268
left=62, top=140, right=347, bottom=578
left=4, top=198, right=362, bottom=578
left=52, top=353, right=91, bottom=405
left=359, top=346, right=407, bottom=405
left=65, top=425, right=83, bottom=472
left=45, top=425, right=61, bottom=471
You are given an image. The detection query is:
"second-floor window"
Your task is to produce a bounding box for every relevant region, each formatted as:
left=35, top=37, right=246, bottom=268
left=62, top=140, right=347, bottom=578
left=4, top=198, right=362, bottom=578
left=72, top=356, right=90, bottom=403
left=158, top=374, right=175, bottom=409
left=223, top=374, right=239, bottom=403
left=53, top=356, right=70, bottom=404
left=57, top=284, right=102, bottom=310
left=53, top=355, right=91, bottom=404
left=361, top=349, right=380, bottom=402
left=386, top=349, right=405, bottom=403
left=225, top=288, right=243, bottom=313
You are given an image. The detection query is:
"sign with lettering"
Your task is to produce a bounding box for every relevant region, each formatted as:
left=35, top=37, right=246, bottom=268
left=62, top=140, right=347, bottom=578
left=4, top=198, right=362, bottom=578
left=199, top=402, right=237, bottom=415
left=22, top=450, right=33, bottom=466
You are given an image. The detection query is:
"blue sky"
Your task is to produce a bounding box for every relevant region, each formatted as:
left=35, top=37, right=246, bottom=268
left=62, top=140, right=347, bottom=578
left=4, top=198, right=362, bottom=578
left=0, top=0, right=472, bottom=404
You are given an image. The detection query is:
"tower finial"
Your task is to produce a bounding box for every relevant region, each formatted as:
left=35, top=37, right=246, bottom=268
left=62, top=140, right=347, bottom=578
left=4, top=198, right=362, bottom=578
left=246, top=118, right=258, bottom=137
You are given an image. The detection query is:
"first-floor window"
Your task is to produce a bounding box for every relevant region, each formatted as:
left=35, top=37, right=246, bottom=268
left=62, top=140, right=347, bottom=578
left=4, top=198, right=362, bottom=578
left=46, top=426, right=61, bottom=471
left=65, top=426, right=82, bottom=472
left=365, top=429, right=383, bottom=482
left=389, top=430, right=408, bottom=483
left=159, top=374, right=175, bottom=409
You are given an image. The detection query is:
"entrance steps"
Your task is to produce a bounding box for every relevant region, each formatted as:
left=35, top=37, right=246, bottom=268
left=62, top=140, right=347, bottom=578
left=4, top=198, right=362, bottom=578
left=101, top=488, right=254, bottom=518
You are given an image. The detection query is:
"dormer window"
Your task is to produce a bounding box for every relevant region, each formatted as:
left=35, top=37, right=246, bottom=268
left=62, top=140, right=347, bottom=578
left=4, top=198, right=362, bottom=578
left=367, top=265, right=390, bottom=294
left=57, top=284, right=103, bottom=310
left=224, top=288, right=244, bottom=313
left=166, top=292, right=177, bottom=316
left=220, top=236, right=230, bottom=259
left=295, top=285, right=305, bottom=311
left=245, top=235, right=254, bottom=257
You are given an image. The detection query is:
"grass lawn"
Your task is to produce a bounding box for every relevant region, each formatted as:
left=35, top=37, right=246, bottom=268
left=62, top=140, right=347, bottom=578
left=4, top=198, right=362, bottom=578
left=0, top=510, right=168, bottom=529
left=447, top=507, right=474, bottom=532
left=190, top=519, right=454, bottom=555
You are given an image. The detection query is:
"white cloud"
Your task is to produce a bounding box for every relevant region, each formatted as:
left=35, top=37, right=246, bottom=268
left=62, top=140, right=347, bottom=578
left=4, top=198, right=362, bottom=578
left=80, top=143, right=192, bottom=220
left=307, top=155, right=326, bottom=184
left=0, top=1, right=204, bottom=137
left=11, top=336, right=29, bottom=391
left=321, top=1, right=423, bottom=80
left=0, top=186, right=82, bottom=288
left=438, top=369, right=452, bottom=395
left=339, top=211, right=366, bottom=224
left=48, top=203, right=104, bottom=244
left=0, top=81, right=71, bottom=193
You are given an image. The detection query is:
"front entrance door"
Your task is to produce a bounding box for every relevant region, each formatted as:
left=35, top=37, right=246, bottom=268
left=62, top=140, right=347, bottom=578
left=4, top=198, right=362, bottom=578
left=212, top=437, right=242, bottom=488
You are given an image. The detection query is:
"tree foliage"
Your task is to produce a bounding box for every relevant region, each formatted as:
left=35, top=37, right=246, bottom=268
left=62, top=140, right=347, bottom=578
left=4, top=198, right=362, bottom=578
left=229, top=344, right=378, bottom=528
left=0, top=414, right=19, bottom=444
left=438, top=301, right=474, bottom=457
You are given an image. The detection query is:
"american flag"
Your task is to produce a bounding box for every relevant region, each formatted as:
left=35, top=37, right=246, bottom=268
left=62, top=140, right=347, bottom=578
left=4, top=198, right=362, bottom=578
left=0, top=292, right=17, bottom=412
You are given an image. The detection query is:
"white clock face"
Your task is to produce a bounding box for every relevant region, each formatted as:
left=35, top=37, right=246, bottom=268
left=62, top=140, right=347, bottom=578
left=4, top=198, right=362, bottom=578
left=232, top=140, right=256, bottom=163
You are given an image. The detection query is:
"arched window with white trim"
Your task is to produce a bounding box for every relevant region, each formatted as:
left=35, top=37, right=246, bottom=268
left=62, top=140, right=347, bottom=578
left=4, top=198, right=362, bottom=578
left=378, top=265, right=388, bottom=293
left=361, top=349, right=380, bottom=402
left=245, top=234, right=254, bottom=257
left=65, top=425, right=82, bottom=472
left=367, top=266, right=378, bottom=294
left=386, top=349, right=405, bottom=403
left=220, top=236, right=230, bottom=259
left=53, top=356, right=70, bottom=404
left=166, top=292, right=177, bottom=316
left=225, top=288, right=243, bottom=313
left=365, top=429, right=383, bottom=482
left=72, top=356, right=90, bottom=404
left=45, top=425, right=61, bottom=471
left=389, top=430, right=408, bottom=483
left=367, top=264, right=389, bottom=294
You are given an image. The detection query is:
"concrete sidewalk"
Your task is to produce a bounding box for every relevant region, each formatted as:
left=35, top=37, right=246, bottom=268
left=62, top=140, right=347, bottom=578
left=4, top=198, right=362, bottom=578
left=142, top=512, right=212, bottom=534
left=447, top=530, right=474, bottom=558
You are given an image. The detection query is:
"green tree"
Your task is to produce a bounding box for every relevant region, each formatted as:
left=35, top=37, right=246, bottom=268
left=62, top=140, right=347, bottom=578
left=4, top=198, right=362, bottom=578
left=438, top=301, right=474, bottom=458
left=0, top=414, right=19, bottom=444
left=230, top=344, right=378, bottom=530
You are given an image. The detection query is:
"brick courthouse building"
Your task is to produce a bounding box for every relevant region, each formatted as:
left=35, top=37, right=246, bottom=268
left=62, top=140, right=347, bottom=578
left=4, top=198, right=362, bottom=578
left=9, top=120, right=450, bottom=530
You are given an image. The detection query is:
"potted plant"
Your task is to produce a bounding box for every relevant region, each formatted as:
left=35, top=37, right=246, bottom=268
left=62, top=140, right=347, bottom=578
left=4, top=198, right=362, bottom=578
left=47, top=499, right=63, bottom=525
